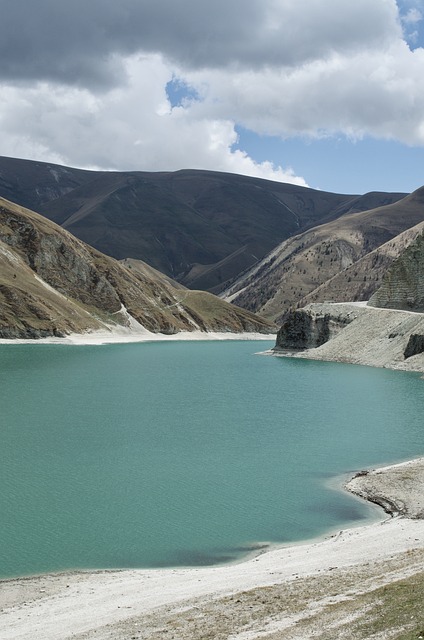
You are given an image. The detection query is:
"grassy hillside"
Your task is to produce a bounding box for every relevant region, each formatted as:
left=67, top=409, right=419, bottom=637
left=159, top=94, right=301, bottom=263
left=0, top=196, right=274, bottom=338
left=0, top=156, right=406, bottom=294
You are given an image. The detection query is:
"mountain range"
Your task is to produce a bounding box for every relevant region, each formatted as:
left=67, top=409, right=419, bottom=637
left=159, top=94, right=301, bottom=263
left=0, top=156, right=406, bottom=297
left=1, top=155, right=423, bottom=338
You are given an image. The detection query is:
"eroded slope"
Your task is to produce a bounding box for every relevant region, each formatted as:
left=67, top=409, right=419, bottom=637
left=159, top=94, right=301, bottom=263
left=0, top=197, right=274, bottom=339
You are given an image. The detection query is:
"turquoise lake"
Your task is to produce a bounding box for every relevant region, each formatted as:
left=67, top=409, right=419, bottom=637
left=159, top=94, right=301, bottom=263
left=1, top=340, right=424, bottom=579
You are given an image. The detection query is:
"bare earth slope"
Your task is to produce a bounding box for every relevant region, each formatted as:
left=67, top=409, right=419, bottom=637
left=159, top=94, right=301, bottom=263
left=273, top=227, right=424, bottom=371
left=0, top=197, right=274, bottom=338
left=224, top=187, right=424, bottom=322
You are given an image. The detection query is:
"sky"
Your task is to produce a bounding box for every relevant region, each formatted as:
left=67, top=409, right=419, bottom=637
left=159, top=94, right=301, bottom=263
left=0, top=0, right=423, bottom=195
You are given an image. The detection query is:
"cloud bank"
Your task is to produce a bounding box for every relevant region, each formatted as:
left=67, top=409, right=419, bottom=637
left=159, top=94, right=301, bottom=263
left=0, top=0, right=423, bottom=184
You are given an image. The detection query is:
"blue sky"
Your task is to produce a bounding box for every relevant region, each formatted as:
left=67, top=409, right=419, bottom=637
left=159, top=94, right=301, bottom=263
left=166, top=78, right=424, bottom=194
left=232, top=130, right=424, bottom=195
left=232, top=0, right=424, bottom=194
left=0, top=0, right=423, bottom=195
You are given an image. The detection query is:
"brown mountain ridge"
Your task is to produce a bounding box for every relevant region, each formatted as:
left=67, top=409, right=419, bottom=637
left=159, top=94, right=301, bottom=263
left=0, top=156, right=406, bottom=295
left=0, top=197, right=274, bottom=339
left=223, top=187, right=424, bottom=323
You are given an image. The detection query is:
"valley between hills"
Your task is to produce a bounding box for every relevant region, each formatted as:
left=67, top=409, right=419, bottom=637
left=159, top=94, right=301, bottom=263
left=1, top=154, right=424, bottom=374
left=2, top=157, right=424, bottom=640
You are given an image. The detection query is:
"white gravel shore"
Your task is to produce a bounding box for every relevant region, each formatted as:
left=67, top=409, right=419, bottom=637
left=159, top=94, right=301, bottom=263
left=1, top=457, right=424, bottom=640
left=1, top=321, right=423, bottom=638
left=0, top=328, right=276, bottom=346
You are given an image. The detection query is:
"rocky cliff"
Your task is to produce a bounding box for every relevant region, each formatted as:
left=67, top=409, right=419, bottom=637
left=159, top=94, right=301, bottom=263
left=369, top=229, right=424, bottom=312
left=275, top=308, right=353, bottom=350
left=0, top=197, right=274, bottom=339
left=273, top=224, right=424, bottom=371
left=273, top=302, right=424, bottom=372
left=274, top=226, right=424, bottom=354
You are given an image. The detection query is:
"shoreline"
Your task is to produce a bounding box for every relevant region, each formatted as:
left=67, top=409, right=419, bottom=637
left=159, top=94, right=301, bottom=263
left=1, top=457, right=424, bottom=639
left=271, top=302, right=424, bottom=374
left=0, top=328, right=277, bottom=346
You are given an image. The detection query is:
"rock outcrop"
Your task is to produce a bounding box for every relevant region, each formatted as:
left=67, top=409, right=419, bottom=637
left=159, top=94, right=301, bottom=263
left=273, top=302, right=424, bottom=372
left=273, top=217, right=424, bottom=372
left=347, top=458, right=424, bottom=519
left=369, top=228, right=424, bottom=312
left=404, top=334, right=424, bottom=359
left=275, top=309, right=352, bottom=350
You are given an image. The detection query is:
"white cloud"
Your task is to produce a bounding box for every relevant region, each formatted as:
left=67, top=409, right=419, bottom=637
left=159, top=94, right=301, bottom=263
left=402, top=7, right=422, bottom=23
left=0, top=0, right=423, bottom=184
left=0, top=0, right=402, bottom=86
left=179, top=38, right=424, bottom=145
left=0, top=56, right=307, bottom=184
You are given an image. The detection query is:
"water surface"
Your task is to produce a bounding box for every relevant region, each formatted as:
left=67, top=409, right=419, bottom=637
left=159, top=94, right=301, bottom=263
left=1, top=341, right=423, bottom=578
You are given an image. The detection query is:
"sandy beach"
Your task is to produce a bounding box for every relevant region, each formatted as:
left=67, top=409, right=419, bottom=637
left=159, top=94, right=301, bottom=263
left=1, top=457, right=423, bottom=639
